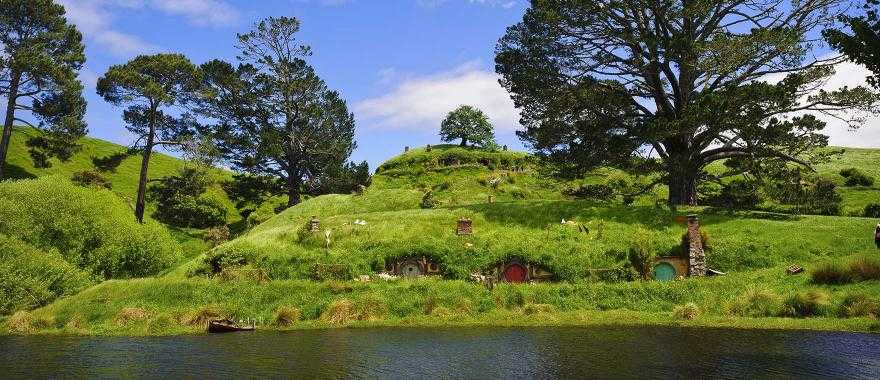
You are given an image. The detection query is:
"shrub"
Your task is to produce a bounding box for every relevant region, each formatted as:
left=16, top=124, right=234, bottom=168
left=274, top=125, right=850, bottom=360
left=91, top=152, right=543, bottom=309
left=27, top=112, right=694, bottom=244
left=203, top=226, right=231, bottom=247
left=841, top=168, right=874, bottom=187
left=71, top=170, right=112, bottom=189
left=727, top=287, right=782, bottom=318
left=864, top=203, right=880, bottom=218
left=707, top=180, right=762, bottom=210
left=782, top=290, right=830, bottom=318
left=811, top=262, right=852, bottom=285
left=321, top=299, right=358, bottom=325
left=800, top=179, right=842, bottom=215
left=848, top=256, right=880, bottom=282
left=673, top=303, right=700, bottom=320
left=839, top=294, right=880, bottom=318
left=523, top=303, right=556, bottom=315
left=0, top=235, right=94, bottom=315
left=274, top=306, right=301, bottom=326
left=628, top=230, right=656, bottom=280
left=0, top=176, right=180, bottom=279
left=148, top=168, right=227, bottom=228
left=420, top=191, right=438, bottom=209
left=564, top=183, right=615, bottom=201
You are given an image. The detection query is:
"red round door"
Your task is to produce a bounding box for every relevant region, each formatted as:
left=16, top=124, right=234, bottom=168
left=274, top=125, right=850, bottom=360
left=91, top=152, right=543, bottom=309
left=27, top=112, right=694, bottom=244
left=503, top=264, right=527, bottom=283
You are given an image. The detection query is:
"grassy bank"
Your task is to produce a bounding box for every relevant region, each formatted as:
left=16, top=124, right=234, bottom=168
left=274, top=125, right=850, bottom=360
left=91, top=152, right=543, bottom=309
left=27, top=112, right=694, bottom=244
left=4, top=259, right=879, bottom=336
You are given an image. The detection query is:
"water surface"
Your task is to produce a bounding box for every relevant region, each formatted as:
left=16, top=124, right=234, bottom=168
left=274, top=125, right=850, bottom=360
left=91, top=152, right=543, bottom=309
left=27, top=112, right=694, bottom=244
left=1, top=326, right=879, bottom=379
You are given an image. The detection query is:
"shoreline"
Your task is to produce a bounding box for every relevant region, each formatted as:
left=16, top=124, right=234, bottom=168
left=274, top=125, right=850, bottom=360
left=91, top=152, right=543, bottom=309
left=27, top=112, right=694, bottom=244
left=4, top=309, right=878, bottom=337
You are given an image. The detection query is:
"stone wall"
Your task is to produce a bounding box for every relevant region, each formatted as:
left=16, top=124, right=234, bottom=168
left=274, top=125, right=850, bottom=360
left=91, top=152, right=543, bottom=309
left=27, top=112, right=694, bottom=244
left=686, top=215, right=707, bottom=277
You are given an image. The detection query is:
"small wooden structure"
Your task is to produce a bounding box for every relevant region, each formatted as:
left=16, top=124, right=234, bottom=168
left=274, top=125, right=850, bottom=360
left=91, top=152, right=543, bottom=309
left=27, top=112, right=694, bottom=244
left=308, top=216, right=321, bottom=232
left=488, top=195, right=495, bottom=204
left=456, top=218, right=473, bottom=235
left=787, top=265, right=804, bottom=275
left=385, top=256, right=442, bottom=278
left=487, top=259, right=554, bottom=283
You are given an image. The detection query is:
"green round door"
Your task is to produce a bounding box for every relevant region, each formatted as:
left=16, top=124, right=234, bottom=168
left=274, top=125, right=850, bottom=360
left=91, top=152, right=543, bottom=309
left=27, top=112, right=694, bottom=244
left=653, top=262, right=676, bottom=281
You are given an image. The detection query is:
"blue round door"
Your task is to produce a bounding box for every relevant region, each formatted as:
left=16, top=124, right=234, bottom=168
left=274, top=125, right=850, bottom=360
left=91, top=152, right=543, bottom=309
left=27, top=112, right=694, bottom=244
left=653, top=262, right=676, bottom=281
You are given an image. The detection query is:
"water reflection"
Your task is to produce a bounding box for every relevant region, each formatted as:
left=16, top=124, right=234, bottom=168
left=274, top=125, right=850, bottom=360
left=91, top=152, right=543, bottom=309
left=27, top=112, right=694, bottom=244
left=1, top=327, right=878, bottom=379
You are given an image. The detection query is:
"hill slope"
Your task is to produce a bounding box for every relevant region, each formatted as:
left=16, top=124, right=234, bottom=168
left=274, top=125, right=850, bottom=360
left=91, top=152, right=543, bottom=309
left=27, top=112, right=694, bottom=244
left=6, top=144, right=880, bottom=336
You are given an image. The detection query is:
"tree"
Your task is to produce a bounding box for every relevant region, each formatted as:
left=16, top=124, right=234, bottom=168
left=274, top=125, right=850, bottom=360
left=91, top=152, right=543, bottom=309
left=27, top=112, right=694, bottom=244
left=96, top=53, right=202, bottom=223
left=199, top=17, right=356, bottom=207
left=308, top=160, right=370, bottom=195
left=0, top=0, right=87, bottom=180
left=824, top=0, right=880, bottom=88
left=496, top=0, right=878, bottom=205
left=440, top=105, right=496, bottom=147
left=147, top=168, right=227, bottom=228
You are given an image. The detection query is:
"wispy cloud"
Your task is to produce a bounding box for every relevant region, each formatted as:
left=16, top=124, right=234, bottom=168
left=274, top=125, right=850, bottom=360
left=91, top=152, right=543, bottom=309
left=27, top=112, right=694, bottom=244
left=814, top=61, right=880, bottom=148
left=58, top=0, right=241, bottom=56
left=356, top=61, right=520, bottom=133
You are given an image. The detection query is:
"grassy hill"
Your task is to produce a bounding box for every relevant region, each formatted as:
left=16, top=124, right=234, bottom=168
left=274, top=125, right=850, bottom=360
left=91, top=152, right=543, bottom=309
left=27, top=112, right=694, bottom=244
left=4, top=144, right=880, bottom=336
left=3, top=128, right=241, bottom=259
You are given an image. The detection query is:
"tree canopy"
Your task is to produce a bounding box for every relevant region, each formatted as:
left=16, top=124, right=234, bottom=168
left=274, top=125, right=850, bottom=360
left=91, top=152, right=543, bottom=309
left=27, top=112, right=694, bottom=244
left=496, top=0, right=878, bottom=205
left=0, top=0, right=87, bottom=180
left=825, top=0, right=880, bottom=88
left=199, top=17, right=356, bottom=207
left=97, top=53, right=203, bottom=223
left=440, top=105, right=496, bottom=147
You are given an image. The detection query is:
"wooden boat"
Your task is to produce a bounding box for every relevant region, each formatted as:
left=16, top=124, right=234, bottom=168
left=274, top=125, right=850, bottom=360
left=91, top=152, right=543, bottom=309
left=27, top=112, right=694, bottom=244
left=208, top=319, right=255, bottom=333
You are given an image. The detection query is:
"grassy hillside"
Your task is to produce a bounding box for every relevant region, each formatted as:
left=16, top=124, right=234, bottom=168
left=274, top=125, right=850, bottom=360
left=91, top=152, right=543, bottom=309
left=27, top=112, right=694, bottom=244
left=814, top=148, right=880, bottom=215
left=5, top=144, right=880, bottom=335
left=3, top=127, right=240, bottom=224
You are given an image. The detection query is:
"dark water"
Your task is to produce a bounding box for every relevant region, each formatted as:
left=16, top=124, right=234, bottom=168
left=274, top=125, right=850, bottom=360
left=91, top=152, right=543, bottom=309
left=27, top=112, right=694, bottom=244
left=1, top=326, right=879, bottom=379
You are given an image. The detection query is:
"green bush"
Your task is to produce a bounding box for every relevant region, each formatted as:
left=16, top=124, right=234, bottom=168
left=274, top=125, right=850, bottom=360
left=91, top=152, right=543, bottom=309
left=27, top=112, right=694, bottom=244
left=628, top=230, right=656, bottom=280
left=839, top=294, right=880, bottom=318
left=0, top=176, right=180, bottom=279
left=727, top=287, right=781, bottom=317
left=840, top=168, right=874, bottom=187
left=707, top=180, right=762, bottom=210
left=0, top=235, right=94, bottom=315
left=864, top=203, right=880, bottom=218
left=71, top=170, right=112, bottom=189
left=564, top=183, right=615, bottom=201
left=148, top=168, right=227, bottom=228
left=420, top=191, right=438, bottom=209
left=782, top=290, right=830, bottom=318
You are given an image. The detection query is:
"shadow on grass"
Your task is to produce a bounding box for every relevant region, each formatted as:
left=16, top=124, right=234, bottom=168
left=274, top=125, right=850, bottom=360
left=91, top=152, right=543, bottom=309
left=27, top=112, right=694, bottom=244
left=1, top=164, right=37, bottom=180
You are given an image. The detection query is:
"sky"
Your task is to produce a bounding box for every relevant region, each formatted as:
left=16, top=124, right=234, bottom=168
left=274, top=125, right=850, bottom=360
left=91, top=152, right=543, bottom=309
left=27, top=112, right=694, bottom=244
left=37, top=0, right=880, bottom=169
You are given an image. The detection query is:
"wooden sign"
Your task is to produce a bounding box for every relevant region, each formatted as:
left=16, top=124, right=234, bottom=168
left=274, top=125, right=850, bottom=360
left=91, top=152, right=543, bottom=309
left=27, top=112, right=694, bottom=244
left=456, top=218, right=473, bottom=235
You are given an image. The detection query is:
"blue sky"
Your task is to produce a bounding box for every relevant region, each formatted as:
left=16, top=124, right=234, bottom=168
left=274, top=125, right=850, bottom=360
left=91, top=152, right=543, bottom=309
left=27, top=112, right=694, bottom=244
left=47, top=0, right=880, bottom=169
left=56, top=0, right=530, bottom=169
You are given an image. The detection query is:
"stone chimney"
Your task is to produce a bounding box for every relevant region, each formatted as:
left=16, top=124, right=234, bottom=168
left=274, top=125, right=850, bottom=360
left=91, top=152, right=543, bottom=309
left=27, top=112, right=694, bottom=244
left=686, top=215, right=706, bottom=276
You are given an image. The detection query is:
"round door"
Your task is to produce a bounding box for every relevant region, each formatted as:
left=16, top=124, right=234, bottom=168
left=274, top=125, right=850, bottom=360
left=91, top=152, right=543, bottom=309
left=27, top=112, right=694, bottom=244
left=400, top=261, right=423, bottom=277
left=503, top=263, right=528, bottom=283
left=653, top=262, right=676, bottom=281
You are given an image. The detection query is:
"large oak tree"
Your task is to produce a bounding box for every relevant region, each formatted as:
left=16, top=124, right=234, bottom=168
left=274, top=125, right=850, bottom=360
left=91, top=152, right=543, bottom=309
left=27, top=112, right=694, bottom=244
left=199, top=17, right=356, bottom=207
left=496, top=0, right=878, bottom=205
left=0, top=0, right=87, bottom=180
left=97, top=53, right=202, bottom=223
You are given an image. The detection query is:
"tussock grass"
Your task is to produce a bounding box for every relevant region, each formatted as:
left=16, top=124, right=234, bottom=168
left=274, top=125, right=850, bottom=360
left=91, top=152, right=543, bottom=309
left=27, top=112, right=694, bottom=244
left=673, top=303, right=701, bottom=320
left=782, top=290, right=831, bottom=318
left=727, top=287, right=782, bottom=318
left=274, top=306, right=301, bottom=326
left=114, top=308, right=149, bottom=325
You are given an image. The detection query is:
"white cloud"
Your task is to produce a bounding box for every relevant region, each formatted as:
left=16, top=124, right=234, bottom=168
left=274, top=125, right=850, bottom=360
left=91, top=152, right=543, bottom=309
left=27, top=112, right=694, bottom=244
left=814, top=61, right=880, bottom=148
left=58, top=0, right=240, bottom=56
left=355, top=62, right=521, bottom=133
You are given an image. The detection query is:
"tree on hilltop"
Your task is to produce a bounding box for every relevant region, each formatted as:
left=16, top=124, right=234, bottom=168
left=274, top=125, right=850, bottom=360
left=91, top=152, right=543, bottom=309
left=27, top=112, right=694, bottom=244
left=0, top=0, right=87, bottom=180
left=440, top=105, right=496, bottom=148
left=97, top=53, right=203, bottom=223
left=496, top=0, right=879, bottom=205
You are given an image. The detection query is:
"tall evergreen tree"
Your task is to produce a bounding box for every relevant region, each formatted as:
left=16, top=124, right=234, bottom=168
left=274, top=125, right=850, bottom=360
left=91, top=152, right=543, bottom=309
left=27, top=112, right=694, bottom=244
left=0, top=0, right=87, bottom=180
left=96, top=53, right=203, bottom=223
left=496, top=0, right=878, bottom=205
left=199, top=17, right=356, bottom=207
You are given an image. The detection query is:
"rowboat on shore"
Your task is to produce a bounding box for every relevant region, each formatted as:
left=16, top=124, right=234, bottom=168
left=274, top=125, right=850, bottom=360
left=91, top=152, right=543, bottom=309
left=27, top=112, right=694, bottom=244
left=208, top=319, right=255, bottom=333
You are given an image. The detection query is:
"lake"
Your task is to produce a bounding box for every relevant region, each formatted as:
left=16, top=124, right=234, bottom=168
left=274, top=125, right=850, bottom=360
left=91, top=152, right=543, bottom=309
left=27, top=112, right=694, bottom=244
left=1, top=326, right=878, bottom=379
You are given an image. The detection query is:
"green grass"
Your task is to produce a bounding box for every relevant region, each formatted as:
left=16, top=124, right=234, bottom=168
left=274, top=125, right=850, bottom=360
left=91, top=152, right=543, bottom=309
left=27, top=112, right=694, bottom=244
left=5, top=143, right=880, bottom=336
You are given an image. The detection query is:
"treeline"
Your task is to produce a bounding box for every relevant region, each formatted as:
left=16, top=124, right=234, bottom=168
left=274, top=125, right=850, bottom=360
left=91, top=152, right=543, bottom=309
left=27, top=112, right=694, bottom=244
left=0, top=2, right=369, bottom=226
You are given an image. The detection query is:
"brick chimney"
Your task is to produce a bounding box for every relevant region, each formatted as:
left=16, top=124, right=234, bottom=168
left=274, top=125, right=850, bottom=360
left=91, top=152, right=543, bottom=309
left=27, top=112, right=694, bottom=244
left=686, top=215, right=707, bottom=276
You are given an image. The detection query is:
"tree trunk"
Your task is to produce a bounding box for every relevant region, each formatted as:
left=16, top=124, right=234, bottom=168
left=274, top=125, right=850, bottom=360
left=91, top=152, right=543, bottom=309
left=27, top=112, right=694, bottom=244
left=460, top=138, right=467, bottom=147
left=287, top=174, right=302, bottom=207
left=134, top=108, right=157, bottom=224
left=667, top=166, right=699, bottom=206
left=0, top=70, right=21, bottom=181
